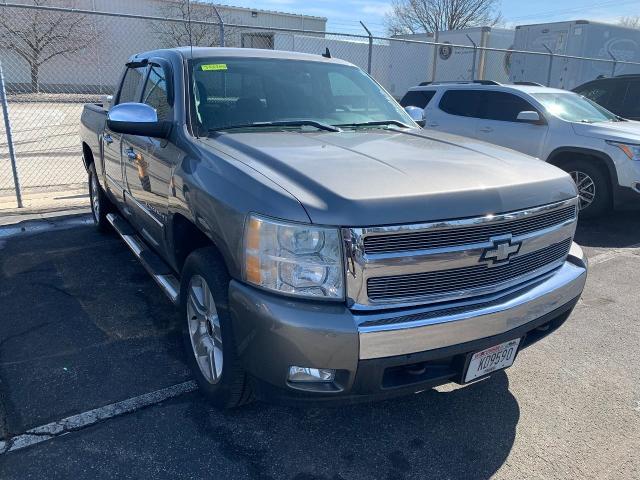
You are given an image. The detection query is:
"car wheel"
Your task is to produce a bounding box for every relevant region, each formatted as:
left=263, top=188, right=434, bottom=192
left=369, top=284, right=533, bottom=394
left=180, top=247, right=253, bottom=409
left=561, top=160, right=611, bottom=218
left=88, top=163, right=113, bottom=231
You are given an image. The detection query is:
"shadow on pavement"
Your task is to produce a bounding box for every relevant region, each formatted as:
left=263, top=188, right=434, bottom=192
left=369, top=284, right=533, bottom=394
left=575, top=210, right=640, bottom=249
left=176, top=372, right=519, bottom=480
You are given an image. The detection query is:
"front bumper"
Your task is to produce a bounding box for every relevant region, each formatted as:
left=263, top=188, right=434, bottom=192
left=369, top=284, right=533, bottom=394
left=229, top=243, right=587, bottom=403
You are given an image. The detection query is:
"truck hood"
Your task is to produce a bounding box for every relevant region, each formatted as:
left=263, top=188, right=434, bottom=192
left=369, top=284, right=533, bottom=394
left=201, top=129, right=577, bottom=226
left=572, top=120, right=640, bottom=143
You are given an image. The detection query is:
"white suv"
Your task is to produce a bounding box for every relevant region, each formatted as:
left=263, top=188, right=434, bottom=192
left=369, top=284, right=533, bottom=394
left=401, top=81, right=640, bottom=217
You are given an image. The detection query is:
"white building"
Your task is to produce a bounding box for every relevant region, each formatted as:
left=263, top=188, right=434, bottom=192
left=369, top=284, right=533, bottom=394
left=1, top=0, right=326, bottom=93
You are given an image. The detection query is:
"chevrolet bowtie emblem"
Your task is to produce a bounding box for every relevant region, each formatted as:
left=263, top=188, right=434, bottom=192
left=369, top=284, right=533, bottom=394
left=481, top=238, right=522, bottom=266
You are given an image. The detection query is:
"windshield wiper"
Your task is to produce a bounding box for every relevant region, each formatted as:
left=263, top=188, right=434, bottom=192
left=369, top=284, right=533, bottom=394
left=209, top=120, right=341, bottom=133
left=334, top=120, right=413, bottom=129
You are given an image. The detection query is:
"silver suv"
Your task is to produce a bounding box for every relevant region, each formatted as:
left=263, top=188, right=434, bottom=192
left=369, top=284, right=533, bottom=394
left=402, top=81, right=640, bottom=217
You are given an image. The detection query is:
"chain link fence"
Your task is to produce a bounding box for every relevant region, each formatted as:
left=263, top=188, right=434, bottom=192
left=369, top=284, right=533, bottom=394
left=2, top=2, right=640, bottom=210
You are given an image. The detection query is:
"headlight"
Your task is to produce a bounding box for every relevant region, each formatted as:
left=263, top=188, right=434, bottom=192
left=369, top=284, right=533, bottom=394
left=244, top=215, right=344, bottom=299
left=607, top=141, right=640, bottom=161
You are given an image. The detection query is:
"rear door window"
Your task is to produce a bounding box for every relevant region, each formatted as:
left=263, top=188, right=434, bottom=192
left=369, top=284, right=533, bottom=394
left=400, top=90, right=436, bottom=109
left=439, top=90, right=484, bottom=118
left=481, top=91, right=537, bottom=122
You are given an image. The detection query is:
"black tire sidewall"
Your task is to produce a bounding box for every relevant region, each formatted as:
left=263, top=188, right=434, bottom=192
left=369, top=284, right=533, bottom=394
left=88, top=163, right=110, bottom=230
left=179, top=248, right=247, bottom=408
left=561, top=160, right=611, bottom=218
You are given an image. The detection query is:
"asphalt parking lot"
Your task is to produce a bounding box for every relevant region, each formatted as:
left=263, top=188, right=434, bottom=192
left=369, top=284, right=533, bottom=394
left=0, top=211, right=639, bottom=479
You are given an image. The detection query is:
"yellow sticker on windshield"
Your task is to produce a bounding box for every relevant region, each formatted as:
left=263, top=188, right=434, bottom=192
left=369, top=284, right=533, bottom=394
left=201, top=64, right=227, bottom=71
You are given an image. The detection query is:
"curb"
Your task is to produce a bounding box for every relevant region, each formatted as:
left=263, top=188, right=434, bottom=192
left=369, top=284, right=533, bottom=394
left=0, top=210, right=93, bottom=239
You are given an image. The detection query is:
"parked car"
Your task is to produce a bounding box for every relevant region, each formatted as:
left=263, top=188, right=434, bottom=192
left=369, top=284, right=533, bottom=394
left=80, top=48, right=587, bottom=408
left=573, top=74, right=640, bottom=121
left=402, top=81, right=640, bottom=217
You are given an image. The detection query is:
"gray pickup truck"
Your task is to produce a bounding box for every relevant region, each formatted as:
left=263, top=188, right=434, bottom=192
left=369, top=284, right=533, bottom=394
left=80, top=47, right=588, bottom=408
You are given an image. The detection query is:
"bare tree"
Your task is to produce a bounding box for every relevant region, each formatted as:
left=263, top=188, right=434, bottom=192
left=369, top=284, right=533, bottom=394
left=619, top=16, right=640, bottom=29
left=152, top=1, right=236, bottom=48
left=385, top=0, right=502, bottom=35
left=0, top=0, right=99, bottom=92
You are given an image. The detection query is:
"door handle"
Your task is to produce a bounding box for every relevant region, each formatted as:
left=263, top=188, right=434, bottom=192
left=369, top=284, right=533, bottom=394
left=103, top=134, right=113, bottom=145
left=479, top=126, right=493, bottom=133
left=126, top=149, right=137, bottom=161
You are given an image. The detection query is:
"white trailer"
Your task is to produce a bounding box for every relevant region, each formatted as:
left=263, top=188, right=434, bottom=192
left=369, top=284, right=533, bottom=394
left=433, top=27, right=515, bottom=83
left=387, top=27, right=515, bottom=98
left=509, top=20, right=640, bottom=90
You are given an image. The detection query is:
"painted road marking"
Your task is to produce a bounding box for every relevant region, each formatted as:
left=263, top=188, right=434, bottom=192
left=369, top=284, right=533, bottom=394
left=0, top=381, right=198, bottom=455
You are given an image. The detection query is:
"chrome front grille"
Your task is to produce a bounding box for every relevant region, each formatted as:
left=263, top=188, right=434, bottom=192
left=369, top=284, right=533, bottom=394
left=343, top=198, right=579, bottom=311
left=367, top=239, right=571, bottom=302
left=363, top=205, right=576, bottom=254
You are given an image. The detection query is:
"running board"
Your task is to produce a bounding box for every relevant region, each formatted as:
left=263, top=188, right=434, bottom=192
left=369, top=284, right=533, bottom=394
left=106, top=213, right=180, bottom=304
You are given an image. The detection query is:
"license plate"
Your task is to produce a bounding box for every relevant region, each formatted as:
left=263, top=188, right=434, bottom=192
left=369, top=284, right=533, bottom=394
left=464, top=338, right=521, bottom=383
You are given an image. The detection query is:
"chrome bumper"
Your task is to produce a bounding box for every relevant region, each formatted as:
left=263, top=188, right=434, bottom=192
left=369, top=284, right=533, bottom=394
left=357, top=242, right=587, bottom=360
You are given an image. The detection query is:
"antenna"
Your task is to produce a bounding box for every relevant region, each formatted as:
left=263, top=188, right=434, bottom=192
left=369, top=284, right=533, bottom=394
left=322, top=48, right=331, bottom=58
left=186, top=0, right=194, bottom=58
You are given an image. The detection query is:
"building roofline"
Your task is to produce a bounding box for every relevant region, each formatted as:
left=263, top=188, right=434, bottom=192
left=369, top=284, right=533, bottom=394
left=164, top=0, right=327, bottom=22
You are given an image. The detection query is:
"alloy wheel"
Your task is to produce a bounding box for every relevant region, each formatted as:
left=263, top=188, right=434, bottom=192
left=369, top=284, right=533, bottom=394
left=569, top=170, right=596, bottom=211
left=186, top=275, right=223, bottom=384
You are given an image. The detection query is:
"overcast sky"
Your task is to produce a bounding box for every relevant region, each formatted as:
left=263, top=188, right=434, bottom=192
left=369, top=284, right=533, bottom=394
left=215, top=0, right=640, bottom=35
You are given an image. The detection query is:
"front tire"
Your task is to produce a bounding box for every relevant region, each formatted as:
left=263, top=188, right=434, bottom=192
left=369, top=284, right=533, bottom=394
left=180, top=248, right=253, bottom=409
left=560, top=160, right=611, bottom=218
left=88, top=163, right=113, bottom=231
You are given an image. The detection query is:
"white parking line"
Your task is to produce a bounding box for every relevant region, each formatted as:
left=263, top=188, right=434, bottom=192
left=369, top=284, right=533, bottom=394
left=588, top=243, right=640, bottom=266
left=0, top=381, right=198, bottom=455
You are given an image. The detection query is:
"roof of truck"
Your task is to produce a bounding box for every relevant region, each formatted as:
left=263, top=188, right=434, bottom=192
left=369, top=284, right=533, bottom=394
left=131, top=47, right=354, bottom=66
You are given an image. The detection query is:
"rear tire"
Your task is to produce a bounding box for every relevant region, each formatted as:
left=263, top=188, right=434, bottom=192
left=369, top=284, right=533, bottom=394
left=559, top=160, right=611, bottom=218
left=88, top=163, right=113, bottom=232
left=180, top=247, right=253, bottom=409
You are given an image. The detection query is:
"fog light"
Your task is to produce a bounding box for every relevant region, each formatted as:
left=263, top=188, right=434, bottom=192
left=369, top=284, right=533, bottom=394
left=288, top=366, right=335, bottom=383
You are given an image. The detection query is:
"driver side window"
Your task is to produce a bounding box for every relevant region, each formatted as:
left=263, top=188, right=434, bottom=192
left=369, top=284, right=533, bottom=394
left=482, top=92, right=537, bottom=122
left=118, top=66, right=145, bottom=104
left=141, top=65, right=171, bottom=121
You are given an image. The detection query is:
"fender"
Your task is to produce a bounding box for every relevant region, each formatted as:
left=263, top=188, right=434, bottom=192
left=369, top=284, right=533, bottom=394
left=546, top=146, right=619, bottom=186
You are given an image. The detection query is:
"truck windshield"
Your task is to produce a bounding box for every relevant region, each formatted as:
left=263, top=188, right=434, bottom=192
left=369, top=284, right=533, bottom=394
left=189, top=57, right=414, bottom=134
left=531, top=92, right=620, bottom=123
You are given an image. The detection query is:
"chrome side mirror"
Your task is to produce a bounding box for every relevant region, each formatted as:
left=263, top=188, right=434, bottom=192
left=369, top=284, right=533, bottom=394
left=404, top=106, right=426, bottom=127
left=107, top=103, right=170, bottom=138
left=516, top=110, right=541, bottom=124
